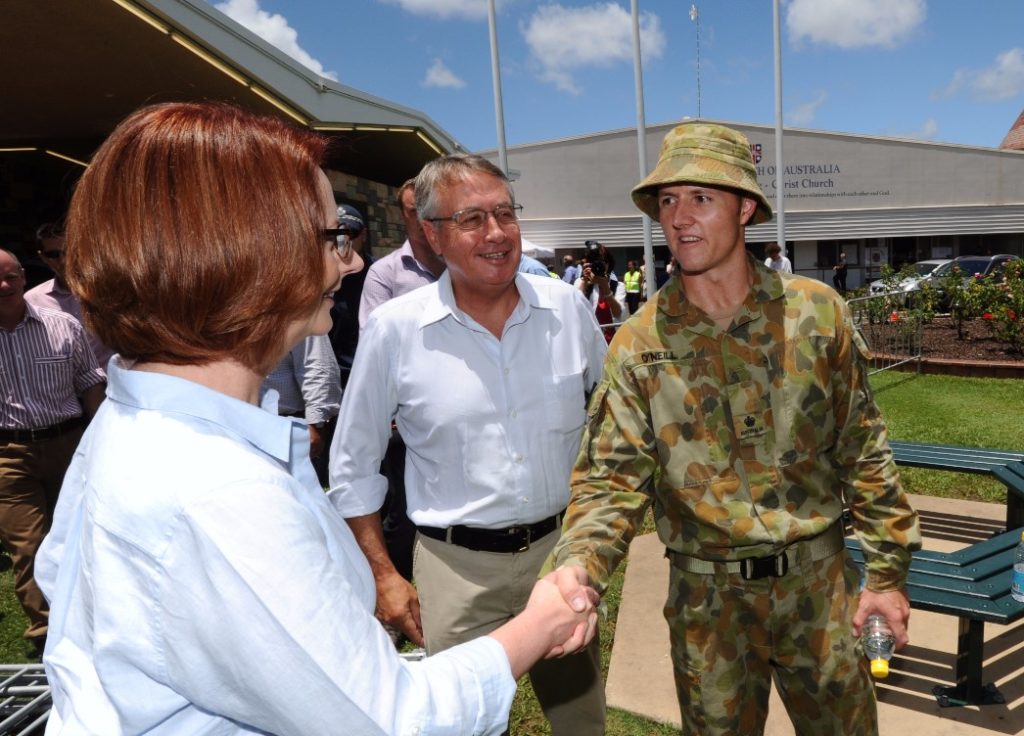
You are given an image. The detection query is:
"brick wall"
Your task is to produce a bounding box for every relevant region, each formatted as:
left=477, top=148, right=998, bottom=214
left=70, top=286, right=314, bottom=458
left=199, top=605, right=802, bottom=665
left=326, top=170, right=407, bottom=259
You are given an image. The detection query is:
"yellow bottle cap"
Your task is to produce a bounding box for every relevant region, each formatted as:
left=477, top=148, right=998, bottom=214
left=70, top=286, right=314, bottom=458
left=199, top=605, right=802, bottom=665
left=870, top=658, right=889, bottom=678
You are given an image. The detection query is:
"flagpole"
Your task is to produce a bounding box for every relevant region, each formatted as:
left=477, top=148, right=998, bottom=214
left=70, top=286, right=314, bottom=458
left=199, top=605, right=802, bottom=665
left=689, top=4, right=701, bottom=119
left=487, top=0, right=508, bottom=176
left=773, top=0, right=785, bottom=251
left=631, top=0, right=656, bottom=299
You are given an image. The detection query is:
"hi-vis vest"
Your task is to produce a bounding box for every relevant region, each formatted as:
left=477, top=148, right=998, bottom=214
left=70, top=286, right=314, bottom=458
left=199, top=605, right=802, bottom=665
left=624, top=270, right=641, bottom=294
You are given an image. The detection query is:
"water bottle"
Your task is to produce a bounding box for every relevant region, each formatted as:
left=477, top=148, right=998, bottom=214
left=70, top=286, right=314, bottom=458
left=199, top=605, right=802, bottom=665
left=862, top=614, right=895, bottom=679
left=1012, top=530, right=1024, bottom=603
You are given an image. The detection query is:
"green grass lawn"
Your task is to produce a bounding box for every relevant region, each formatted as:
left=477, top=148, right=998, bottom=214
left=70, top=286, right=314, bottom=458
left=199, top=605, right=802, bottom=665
left=4, top=371, right=1022, bottom=733
left=870, top=371, right=1024, bottom=503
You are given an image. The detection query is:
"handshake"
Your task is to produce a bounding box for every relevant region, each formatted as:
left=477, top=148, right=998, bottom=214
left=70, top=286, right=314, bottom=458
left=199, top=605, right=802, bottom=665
left=489, top=566, right=600, bottom=679
left=373, top=562, right=599, bottom=680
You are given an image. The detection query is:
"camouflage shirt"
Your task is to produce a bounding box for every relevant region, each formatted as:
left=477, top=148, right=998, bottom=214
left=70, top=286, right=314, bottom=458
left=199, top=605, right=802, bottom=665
left=549, top=256, right=921, bottom=594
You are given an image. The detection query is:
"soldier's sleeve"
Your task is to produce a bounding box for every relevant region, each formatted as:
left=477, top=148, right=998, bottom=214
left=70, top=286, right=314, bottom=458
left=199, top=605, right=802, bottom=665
left=830, top=300, right=921, bottom=592
left=542, top=350, right=656, bottom=595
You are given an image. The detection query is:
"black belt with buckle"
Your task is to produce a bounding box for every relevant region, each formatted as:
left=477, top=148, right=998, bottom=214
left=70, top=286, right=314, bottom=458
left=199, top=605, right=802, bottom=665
left=665, top=521, right=846, bottom=581
left=417, top=511, right=563, bottom=554
left=0, top=416, right=84, bottom=444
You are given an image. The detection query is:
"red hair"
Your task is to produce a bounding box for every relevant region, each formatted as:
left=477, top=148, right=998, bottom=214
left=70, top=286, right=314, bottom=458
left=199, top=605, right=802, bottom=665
left=66, top=102, right=328, bottom=372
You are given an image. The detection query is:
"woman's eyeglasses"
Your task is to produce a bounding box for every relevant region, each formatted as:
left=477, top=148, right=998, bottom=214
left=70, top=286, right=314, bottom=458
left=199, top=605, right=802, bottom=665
left=321, top=229, right=355, bottom=260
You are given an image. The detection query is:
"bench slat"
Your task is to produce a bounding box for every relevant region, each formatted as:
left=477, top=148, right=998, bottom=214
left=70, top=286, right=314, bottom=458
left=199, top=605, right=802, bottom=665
left=889, top=441, right=1024, bottom=464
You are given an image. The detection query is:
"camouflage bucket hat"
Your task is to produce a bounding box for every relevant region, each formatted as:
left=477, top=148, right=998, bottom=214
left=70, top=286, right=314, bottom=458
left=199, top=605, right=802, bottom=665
left=631, top=122, right=773, bottom=225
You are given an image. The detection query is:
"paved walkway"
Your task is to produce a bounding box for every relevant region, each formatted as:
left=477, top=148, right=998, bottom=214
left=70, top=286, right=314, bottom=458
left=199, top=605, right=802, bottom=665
left=606, top=493, right=1024, bottom=735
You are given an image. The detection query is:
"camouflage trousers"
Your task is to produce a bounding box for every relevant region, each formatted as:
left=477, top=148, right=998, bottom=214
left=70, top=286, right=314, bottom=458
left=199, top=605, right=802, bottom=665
left=664, top=548, right=878, bottom=736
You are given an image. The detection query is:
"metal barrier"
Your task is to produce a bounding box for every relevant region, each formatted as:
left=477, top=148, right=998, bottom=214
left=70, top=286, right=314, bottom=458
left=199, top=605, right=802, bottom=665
left=0, top=664, right=49, bottom=736
left=847, top=292, right=923, bottom=375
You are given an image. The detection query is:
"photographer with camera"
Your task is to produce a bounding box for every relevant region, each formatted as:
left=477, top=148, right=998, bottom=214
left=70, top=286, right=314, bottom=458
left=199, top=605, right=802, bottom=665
left=576, top=240, right=627, bottom=342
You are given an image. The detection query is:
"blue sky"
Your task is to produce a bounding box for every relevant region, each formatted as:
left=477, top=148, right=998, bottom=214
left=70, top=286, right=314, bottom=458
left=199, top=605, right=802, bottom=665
left=215, top=0, right=1024, bottom=152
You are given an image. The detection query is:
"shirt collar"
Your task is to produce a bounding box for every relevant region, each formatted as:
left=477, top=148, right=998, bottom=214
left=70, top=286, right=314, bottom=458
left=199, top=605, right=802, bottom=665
left=21, top=299, right=44, bottom=325
left=47, top=278, right=72, bottom=296
left=657, top=254, right=785, bottom=325
left=399, top=239, right=439, bottom=279
left=417, top=271, right=550, bottom=331
left=105, top=357, right=295, bottom=462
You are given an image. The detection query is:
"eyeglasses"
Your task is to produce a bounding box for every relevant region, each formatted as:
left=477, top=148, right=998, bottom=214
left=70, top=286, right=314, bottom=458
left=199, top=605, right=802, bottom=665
left=321, top=228, right=355, bottom=260
left=425, top=204, right=522, bottom=231
left=42, top=250, right=64, bottom=259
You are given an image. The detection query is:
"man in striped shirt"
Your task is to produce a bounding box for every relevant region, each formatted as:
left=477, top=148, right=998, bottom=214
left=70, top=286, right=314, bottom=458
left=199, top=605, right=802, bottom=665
left=0, top=247, right=105, bottom=655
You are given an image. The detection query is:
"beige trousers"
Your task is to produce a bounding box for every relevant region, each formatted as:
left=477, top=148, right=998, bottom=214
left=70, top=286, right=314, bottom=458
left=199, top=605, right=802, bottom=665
left=414, top=530, right=606, bottom=735
left=0, top=427, right=82, bottom=638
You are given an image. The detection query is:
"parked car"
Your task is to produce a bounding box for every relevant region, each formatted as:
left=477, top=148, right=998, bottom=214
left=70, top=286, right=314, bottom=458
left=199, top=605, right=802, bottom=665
left=869, top=258, right=952, bottom=298
left=935, top=254, right=1021, bottom=310
left=947, top=254, right=1020, bottom=282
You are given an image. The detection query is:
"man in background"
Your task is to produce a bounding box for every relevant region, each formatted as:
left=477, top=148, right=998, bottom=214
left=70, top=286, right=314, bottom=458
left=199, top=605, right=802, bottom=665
left=328, top=204, right=371, bottom=389
left=764, top=242, right=792, bottom=273
left=833, top=250, right=849, bottom=292
left=25, top=222, right=115, bottom=371
left=623, top=259, right=642, bottom=313
left=358, top=178, right=445, bottom=329
left=1, top=247, right=105, bottom=656
left=263, top=335, right=341, bottom=488
left=561, top=254, right=579, bottom=284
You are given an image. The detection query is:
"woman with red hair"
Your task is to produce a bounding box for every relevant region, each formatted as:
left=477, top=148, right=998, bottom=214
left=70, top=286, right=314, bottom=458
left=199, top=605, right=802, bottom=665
left=36, top=102, right=595, bottom=735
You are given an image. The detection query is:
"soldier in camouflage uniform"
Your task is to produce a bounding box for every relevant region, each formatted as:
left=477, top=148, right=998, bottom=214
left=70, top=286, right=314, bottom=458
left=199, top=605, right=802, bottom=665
left=545, top=123, right=922, bottom=735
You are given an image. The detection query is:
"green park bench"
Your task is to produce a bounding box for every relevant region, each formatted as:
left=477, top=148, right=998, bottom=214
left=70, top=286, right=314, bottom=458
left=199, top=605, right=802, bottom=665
left=844, top=441, right=1024, bottom=707
left=889, top=440, right=1024, bottom=528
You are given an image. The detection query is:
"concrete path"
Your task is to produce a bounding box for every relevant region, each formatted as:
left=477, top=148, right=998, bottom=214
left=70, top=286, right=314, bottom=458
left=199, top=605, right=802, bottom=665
left=606, top=493, right=1024, bottom=735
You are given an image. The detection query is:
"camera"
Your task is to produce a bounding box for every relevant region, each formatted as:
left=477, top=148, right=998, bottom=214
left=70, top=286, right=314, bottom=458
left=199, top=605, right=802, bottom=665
left=584, top=240, right=607, bottom=278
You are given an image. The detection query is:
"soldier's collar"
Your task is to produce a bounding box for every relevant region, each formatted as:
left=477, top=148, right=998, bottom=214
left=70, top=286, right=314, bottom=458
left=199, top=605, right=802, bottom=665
left=657, top=254, right=785, bottom=320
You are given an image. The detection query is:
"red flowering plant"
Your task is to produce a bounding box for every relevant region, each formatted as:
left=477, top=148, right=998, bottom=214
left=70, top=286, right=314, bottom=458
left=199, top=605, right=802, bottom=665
left=972, top=259, right=1024, bottom=354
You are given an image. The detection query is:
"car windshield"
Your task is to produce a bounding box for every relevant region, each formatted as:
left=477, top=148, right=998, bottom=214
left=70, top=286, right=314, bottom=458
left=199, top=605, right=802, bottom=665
left=954, top=258, right=989, bottom=276
left=932, top=261, right=954, bottom=277
left=913, top=262, right=939, bottom=276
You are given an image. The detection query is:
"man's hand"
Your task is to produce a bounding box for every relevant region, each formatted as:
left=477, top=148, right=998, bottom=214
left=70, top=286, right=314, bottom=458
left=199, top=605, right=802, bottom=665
left=853, top=587, right=911, bottom=649
left=541, top=566, right=599, bottom=658
left=345, top=513, right=424, bottom=646
left=308, top=424, right=324, bottom=459
left=375, top=570, right=424, bottom=647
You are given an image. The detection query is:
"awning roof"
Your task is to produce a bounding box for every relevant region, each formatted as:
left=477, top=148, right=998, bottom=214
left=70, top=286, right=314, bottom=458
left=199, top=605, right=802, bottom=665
left=1, top=0, right=463, bottom=186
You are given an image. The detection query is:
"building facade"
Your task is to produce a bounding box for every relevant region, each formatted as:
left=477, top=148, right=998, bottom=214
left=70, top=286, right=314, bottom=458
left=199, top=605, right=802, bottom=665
left=495, top=119, right=1024, bottom=290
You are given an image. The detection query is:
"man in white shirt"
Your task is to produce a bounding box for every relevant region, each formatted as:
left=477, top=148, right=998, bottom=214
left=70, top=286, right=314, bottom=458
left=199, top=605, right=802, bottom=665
left=330, top=154, right=608, bottom=735
left=764, top=242, right=793, bottom=274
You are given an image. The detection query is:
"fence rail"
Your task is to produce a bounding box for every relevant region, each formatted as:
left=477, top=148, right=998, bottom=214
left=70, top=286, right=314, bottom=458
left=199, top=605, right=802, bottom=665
left=847, top=292, right=923, bottom=375
left=0, top=664, right=49, bottom=736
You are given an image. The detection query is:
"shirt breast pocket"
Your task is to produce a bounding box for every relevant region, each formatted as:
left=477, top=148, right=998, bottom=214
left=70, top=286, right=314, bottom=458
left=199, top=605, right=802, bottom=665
left=33, top=354, right=73, bottom=393
left=541, top=373, right=587, bottom=477
left=634, top=358, right=721, bottom=487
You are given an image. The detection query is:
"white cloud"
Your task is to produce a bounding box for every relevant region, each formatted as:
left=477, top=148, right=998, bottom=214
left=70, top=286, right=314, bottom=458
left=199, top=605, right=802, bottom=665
left=932, top=69, right=968, bottom=101
left=215, top=0, right=337, bottom=80
left=889, top=118, right=939, bottom=140
left=521, top=3, right=666, bottom=94
left=786, top=0, right=925, bottom=49
left=378, top=0, right=504, bottom=21
left=424, top=59, right=466, bottom=89
left=934, top=48, right=1024, bottom=103
left=787, top=90, right=827, bottom=126
left=974, top=48, right=1024, bottom=101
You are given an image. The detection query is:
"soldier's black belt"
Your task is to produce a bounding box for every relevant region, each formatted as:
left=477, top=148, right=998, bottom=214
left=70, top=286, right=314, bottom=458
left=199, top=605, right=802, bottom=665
left=666, top=521, right=846, bottom=581
left=417, top=511, right=563, bottom=554
left=0, top=416, right=83, bottom=444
